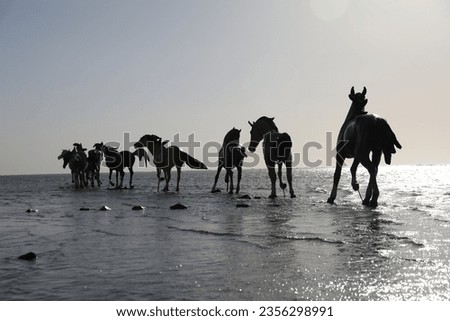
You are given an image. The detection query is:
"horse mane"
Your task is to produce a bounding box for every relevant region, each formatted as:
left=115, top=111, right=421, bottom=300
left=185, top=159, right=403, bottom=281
left=223, top=128, right=240, bottom=145
left=258, top=116, right=279, bottom=132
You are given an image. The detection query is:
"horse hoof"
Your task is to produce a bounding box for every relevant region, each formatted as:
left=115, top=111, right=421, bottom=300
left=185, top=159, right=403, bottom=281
left=369, top=200, right=378, bottom=208
left=280, top=183, right=287, bottom=189
left=268, top=194, right=277, bottom=199
left=352, top=183, right=360, bottom=191
left=290, top=194, right=297, bottom=198
left=327, top=198, right=334, bottom=204
left=362, top=199, right=370, bottom=206
left=211, top=189, right=221, bottom=193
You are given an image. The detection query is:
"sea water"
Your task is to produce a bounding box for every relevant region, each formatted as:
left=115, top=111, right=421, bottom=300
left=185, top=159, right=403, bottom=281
left=0, top=166, right=449, bottom=300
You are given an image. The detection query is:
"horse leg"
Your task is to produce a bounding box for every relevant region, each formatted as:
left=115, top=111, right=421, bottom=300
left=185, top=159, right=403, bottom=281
left=108, top=169, right=114, bottom=188
left=211, top=165, right=222, bottom=192
left=286, top=160, right=296, bottom=198
left=156, top=168, right=161, bottom=191
left=360, top=155, right=377, bottom=207
left=268, top=166, right=277, bottom=198
left=236, top=166, right=242, bottom=194
left=350, top=159, right=360, bottom=191
left=73, top=170, right=79, bottom=188
left=369, top=151, right=382, bottom=207
left=96, top=167, right=102, bottom=187
left=129, top=167, right=134, bottom=189
left=176, top=166, right=181, bottom=192
left=227, top=169, right=234, bottom=194
left=327, top=152, right=345, bottom=204
left=277, top=163, right=287, bottom=196
left=163, top=170, right=170, bottom=192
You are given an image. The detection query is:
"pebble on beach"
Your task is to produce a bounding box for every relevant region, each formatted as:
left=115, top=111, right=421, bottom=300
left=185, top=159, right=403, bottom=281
left=18, top=252, right=37, bottom=261
left=26, top=209, right=38, bottom=213
left=170, top=203, right=188, bottom=210
left=132, top=205, right=146, bottom=210
left=99, top=205, right=112, bottom=211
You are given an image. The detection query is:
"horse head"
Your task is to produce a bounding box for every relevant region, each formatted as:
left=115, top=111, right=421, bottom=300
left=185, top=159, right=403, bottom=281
left=57, top=149, right=72, bottom=169
left=135, top=134, right=162, bottom=152
left=248, top=117, right=278, bottom=152
left=348, top=86, right=368, bottom=109
left=93, top=142, right=104, bottom=152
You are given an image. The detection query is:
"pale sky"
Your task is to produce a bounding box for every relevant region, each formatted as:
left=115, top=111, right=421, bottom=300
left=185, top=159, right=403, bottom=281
left=1, top=0, right=450, bottom=175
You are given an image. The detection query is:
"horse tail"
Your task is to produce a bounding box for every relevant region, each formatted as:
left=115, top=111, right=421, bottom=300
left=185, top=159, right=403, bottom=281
left=180, top=151, right=208, bottom=169
left=378, top=118, right=402, bottom=165
left=133, top=148, right=150, bottom=167
left=276, top=133, right=292, bottom=161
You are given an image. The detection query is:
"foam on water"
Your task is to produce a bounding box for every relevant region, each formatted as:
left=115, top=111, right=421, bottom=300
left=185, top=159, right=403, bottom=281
left=0, top=165, right=449, bottom=300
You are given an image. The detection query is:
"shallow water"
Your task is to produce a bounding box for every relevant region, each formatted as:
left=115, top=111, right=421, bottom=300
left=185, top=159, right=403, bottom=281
left=0, top=166, right=449, bottom=300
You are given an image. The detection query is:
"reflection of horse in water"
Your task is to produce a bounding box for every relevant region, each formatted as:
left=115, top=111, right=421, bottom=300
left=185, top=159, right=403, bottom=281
left=94, top=142, right=149, bottom=189
left=211, top=128, right=247, bottom=194
left=57, top=145, right=88, bottom=188
left=248, top=117, right=296, bottom=198
left=135, top=134, right=207, bottom=192
left=327, top=87, right=402, bottom=207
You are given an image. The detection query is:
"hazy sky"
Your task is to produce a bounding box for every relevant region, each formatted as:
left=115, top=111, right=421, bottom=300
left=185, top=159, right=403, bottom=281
left=1, top=0, right=450, bottom=175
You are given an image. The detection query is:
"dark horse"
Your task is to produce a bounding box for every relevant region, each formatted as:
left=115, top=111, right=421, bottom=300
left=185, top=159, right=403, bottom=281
left=57, top=146, right=88, bottom=188
left=248, top=117, right=296, bottom=198
left=211, top=127, right=247, bottom=194
left=86, top=147, right=103, bottom=187
left=327, top=87, right=402, bottom=207
left=135, top=134, right=207, bottom=192
left=94, top=142, right=149, bottom=189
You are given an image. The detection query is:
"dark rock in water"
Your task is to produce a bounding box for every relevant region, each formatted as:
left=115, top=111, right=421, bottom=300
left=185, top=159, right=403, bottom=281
left=254, top=196, right=261, bottom=199
left=26, top=209, right=38, bottom=213
left=18, top=252, right=37, bottom=261
left=99, top=205, right=112, bottom=211
left=236, top=203, right=250, bottom=208
left=132, top=205, right=146, bottom=210
left=79, top=207, right=90, bottom=211
left=238, top=194, right=252, bottom=199
left=170, top=203, right=187, bottom=210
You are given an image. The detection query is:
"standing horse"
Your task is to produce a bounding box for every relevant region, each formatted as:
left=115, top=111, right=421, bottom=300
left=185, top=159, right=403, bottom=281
left=94, top=142, right=149, bottom=189
left=248, top=117, right=296, bottom=198
left=211, top=128, right=247, bottom=194
left=135, top=134, right=207, bottom=192
left=57, top=147, right=88, bottom=188
left=327, top=87, right=402, bottom=207
left=86, top=147, right=103, bottom=187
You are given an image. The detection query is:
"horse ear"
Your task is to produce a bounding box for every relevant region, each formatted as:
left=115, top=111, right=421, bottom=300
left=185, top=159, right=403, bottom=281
left=238, top=129, right=241, bottom=132
left=362, top=87, right=367, bottom=95
left=248, top=121, right=253, bottom=127
left=350, top=87, right=355, bottom=96
left=270, top=117, right=275, bottom=121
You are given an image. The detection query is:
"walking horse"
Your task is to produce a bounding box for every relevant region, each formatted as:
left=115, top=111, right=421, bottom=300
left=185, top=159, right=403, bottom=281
left=248, top=117, right=296, bottom=198
left=211, top=127, right=247, bottom=194
left=327, top=87, right=402, bottom=207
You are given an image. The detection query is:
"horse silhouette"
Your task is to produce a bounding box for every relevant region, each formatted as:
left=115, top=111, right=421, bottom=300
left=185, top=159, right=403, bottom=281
left=211, top=127, right=247, bottom=194
left=86, top=147, right=103, bottom=187
left=94, top=142, right=149, bottom=189
left=135, top=134, right=207, bottom=192
left=327, top=87, right=402, bottom=207
left=57, top=145, right=88, bottom=188
left=248, top=117, right=296, bottom=198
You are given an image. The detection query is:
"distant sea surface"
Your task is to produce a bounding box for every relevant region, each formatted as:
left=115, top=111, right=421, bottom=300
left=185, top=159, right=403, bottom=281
left=0, top=166, right=449, bottom=300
